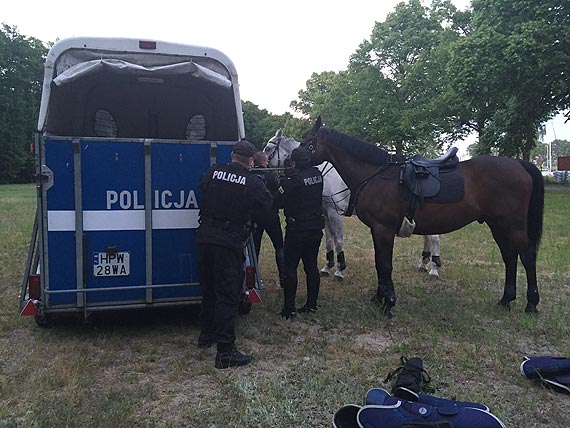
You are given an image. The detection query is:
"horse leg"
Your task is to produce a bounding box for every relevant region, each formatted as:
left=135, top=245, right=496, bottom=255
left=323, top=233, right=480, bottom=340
left=370, top=227, right=397, bottom=317
left=428, top=235, right=441, bottom=277
left=320, top=214, right=335, bottom=276
left=489, top=226, right=519, bottom=309
left=520, top=245, right=540, bottom=313
left=328, top=211, right=346, bottom=280
left=417, top=236, right=431, bottom=272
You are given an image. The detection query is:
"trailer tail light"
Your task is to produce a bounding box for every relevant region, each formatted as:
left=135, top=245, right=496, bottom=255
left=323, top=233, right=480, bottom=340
left=139, top=40, right=156, bottom=50
left=28, top=274, right=41, bottom=300
left=245, top=266, right=256, bottom=289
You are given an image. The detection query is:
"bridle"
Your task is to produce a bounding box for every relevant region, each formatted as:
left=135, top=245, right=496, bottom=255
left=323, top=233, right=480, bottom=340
left=264, top=137, right=284, bottom=167
left=301, top=130, right=318, bottom=156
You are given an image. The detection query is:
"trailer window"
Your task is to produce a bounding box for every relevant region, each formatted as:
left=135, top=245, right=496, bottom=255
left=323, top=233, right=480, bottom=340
left=185, top=115, right=206, bottom=140
left=94, top=109, right=118, bottom=137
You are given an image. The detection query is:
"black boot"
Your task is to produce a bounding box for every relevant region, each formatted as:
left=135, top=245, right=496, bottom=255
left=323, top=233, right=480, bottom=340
left=326, top=250, right=335, bottom=268
left=337, top=251, right=346, bottom=271
left=215, top=346, right=252, bottom=369
left=385, top=356, right=434, bottom=400
left=197, top=333, right=214, bottom=349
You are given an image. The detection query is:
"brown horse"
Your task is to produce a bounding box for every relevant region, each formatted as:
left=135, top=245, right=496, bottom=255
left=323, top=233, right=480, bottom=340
left=301, top=117, right=544, bottom=317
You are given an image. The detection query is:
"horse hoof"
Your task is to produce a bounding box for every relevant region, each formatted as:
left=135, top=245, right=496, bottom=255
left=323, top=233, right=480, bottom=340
left=381, top=304, right=393, bottom=319
left=498, top=300, right=511, bottom=310
left=334, top=271, right=344, bottom=281
left=320, top=266, right=331, bottom=276
left=525, top=305, right=539, bottom=314
left=428, top=268, right=439, bottom=277
left=371, top=294, right=383, bottom=306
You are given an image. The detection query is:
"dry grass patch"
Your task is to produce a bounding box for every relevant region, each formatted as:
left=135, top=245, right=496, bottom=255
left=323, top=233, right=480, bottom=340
left=1, top=184, right=570, bottom=427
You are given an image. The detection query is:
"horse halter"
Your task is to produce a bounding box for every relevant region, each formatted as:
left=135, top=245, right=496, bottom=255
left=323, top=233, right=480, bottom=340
left=264, top=137, right=282, bottom=166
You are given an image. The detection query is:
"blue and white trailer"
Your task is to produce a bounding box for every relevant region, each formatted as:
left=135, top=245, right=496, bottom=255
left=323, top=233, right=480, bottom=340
left=19, top=37, right=261, bottom=323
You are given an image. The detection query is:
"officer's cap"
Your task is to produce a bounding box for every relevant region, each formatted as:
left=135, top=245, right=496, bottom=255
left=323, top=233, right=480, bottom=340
left=233, top=140, right=256, bottom=158
left=291, top=147, right=312, bottom=166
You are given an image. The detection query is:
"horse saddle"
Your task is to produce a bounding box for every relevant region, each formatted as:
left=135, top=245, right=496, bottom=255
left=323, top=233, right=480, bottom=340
left=401, top=147, right=460, bottom=199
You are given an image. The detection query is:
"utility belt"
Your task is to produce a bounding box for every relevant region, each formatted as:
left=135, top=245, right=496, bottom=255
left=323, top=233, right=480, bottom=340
left=286, top=213, right=325, bottom=230
left=199, top=216, right=250, bottom=233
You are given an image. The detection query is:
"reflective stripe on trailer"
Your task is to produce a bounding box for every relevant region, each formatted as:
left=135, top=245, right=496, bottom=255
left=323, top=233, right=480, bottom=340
left=47, top=210, right=200, bottom=231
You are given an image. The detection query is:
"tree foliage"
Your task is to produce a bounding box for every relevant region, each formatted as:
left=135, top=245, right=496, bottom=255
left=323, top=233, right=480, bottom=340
left=0, top=24, right=47, bottom=183
left=449, top=0, right=570, bottom=159
left=293, top=0, right=469, bottom=156
left=242, top=101, right=308, bottom=149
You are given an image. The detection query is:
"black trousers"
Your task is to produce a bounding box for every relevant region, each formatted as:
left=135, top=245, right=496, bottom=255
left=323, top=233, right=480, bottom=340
left=253, top=211, right=284, bottom=254
left=253, top=211, right=285, bottom=280
left=283, top=229, right=323, bottom=310
left=198, top=243, right=244, bottom=352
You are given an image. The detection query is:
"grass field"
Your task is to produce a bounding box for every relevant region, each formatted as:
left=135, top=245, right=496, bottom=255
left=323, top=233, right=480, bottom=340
left=1, top=183, right=569, bottom=428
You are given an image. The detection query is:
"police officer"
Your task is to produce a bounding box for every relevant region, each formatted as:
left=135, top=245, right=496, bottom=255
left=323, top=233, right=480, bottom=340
left=196, top=140, right=272, bottom=369
left=252, top=151, right=286, bottom=287
left=278, top=147, right=324, bottom=319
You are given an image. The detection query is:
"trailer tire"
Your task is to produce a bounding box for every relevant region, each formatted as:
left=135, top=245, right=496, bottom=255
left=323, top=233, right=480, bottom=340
left=35, top=314, right=53, bottom=328
left=238, top=301, right=252, bottom=315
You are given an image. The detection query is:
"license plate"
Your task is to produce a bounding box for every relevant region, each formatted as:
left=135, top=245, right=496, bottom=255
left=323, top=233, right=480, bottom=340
left=93, top=252, right=130, bottom=277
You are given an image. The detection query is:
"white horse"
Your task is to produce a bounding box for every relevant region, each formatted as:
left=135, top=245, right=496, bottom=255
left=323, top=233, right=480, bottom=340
left=264, top=129, right=442, bottom=278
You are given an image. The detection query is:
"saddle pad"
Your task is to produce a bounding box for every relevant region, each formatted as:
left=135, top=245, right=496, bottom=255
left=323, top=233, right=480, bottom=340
left=423, top=168, right=464, bottom=204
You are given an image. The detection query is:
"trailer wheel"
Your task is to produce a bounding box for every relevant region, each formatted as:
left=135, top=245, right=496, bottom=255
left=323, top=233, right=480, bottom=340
left=35, top=314, right=53, bottom=328
left=238, top=301, right=252, bottom=315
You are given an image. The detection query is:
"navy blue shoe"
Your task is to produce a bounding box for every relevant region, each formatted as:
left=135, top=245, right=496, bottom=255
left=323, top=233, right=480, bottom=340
left=520, top=355, right=570, bottom=379
left=365, top=387, right=490, bottom=412
left=332, top=404, right=360, bottom=428
left=357, top=400, right=506, bottom=428
left=521, top=356, right=570, bottom=394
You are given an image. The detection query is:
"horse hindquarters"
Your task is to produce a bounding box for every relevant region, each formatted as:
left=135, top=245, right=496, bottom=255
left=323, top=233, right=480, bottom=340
left=490, top=160, right=544, bottom=313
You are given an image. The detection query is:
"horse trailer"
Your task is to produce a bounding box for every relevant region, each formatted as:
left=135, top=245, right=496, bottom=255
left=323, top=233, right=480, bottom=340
left=19, top=37, right=261, bottom=324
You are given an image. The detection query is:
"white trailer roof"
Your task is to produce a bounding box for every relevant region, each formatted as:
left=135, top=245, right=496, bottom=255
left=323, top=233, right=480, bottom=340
left=38, top=37, right=244, bottom=139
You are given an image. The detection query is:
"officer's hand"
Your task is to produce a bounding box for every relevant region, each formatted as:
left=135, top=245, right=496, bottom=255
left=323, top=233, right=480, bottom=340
left=285, top=167, right=296, bottom=177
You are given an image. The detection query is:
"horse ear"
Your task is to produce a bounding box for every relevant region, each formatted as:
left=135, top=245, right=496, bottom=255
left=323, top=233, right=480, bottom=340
left=311, top=116, right=323, bottom=133
left=276, top=129, right=283, bottom=137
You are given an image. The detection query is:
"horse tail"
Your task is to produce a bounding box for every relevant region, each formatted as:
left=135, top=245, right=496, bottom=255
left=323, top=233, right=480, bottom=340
left=518, top=160, right=545, bottom=252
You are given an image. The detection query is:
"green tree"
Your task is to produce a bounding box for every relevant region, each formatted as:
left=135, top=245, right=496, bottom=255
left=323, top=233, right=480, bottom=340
left=242, top=100, right=307, bottom=149
left=293, top=0, right=468, bottom=156
left=0, top=24, right=47, bottom=183
left=449, top=0, right=570, bottom=159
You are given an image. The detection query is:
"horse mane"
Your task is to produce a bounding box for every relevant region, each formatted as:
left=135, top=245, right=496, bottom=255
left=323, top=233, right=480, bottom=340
left=318, top=128, right=392, bottom=165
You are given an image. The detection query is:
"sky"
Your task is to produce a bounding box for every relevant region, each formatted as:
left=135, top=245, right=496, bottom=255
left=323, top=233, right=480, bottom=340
left=3, top=0, right=568, bottom=147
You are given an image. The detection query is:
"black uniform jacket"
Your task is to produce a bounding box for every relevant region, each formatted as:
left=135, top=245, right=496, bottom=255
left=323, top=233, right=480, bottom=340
left=197, top=162, right=272, bottom=249
left=278, top=166, right=325, bottom=232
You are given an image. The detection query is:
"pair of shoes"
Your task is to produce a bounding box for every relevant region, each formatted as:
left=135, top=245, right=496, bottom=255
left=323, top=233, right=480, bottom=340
left=215, top=348, right=252, bottom=369
left=297, top=305, right=317, bottom=314
left=279, top=308, right=297, bottom=320
left=334, top=400, right=506, bottom=428
left=385, top=356, right=434, bottom=400
left=366, top=388, right=489, bottom=412
left=197, top=334, right=214, bottom=349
